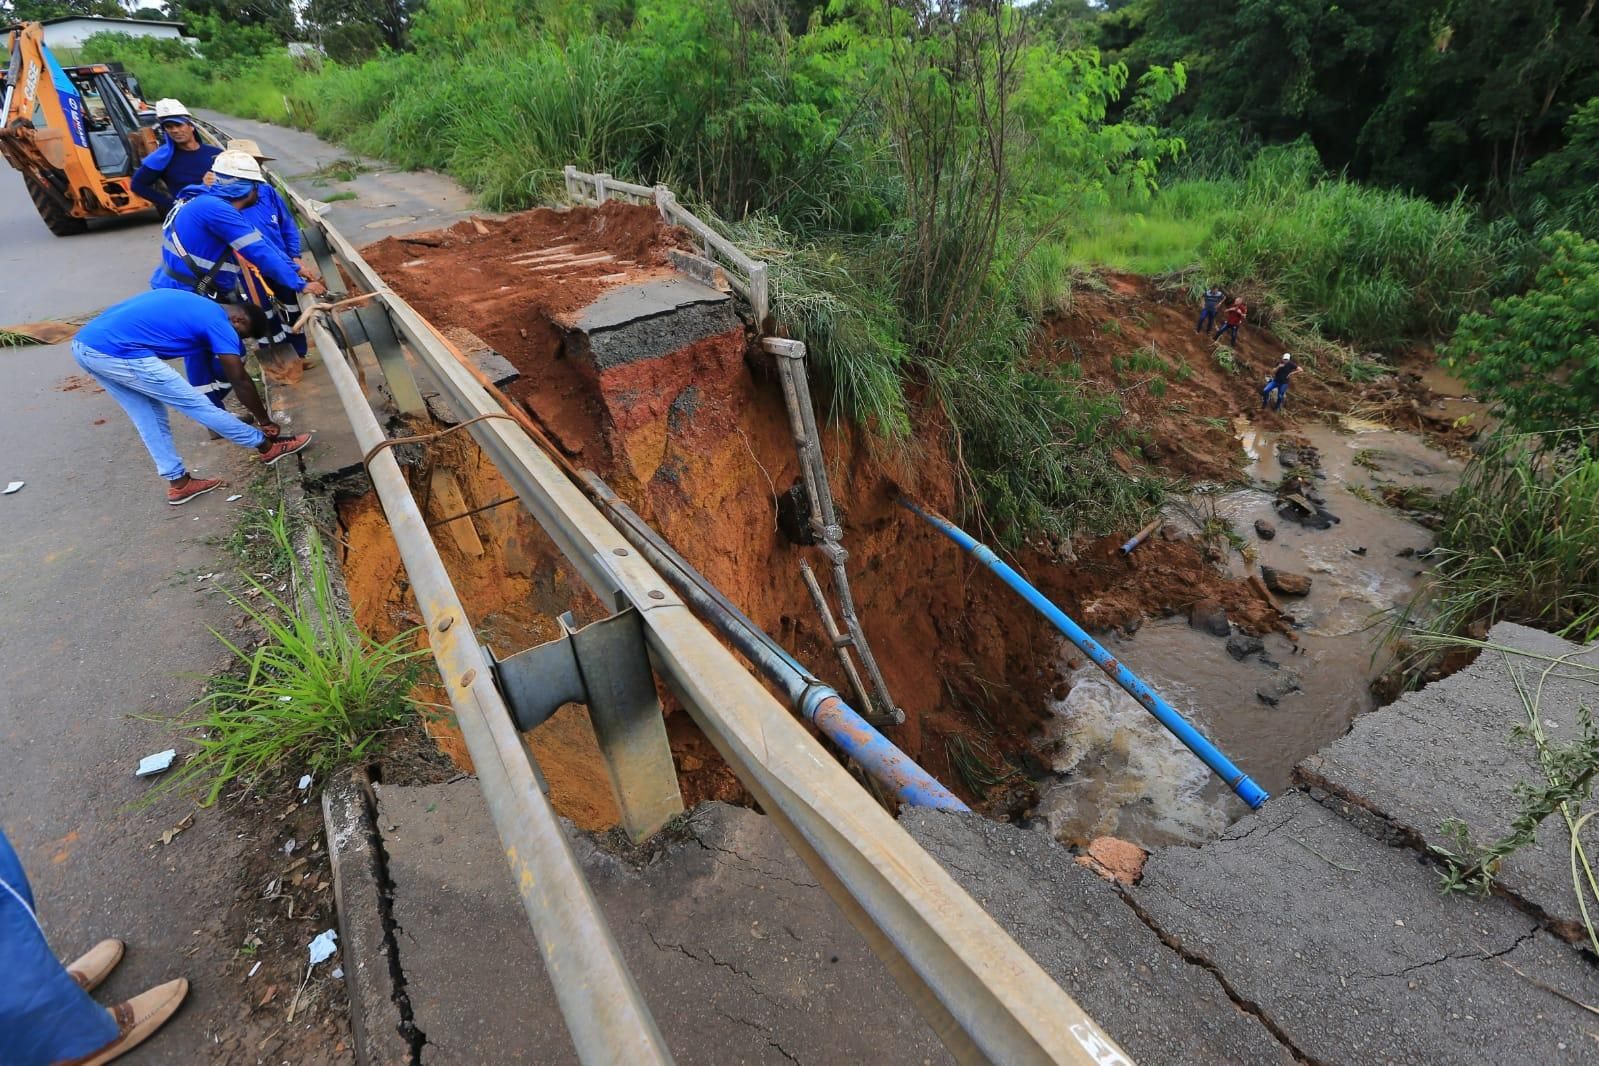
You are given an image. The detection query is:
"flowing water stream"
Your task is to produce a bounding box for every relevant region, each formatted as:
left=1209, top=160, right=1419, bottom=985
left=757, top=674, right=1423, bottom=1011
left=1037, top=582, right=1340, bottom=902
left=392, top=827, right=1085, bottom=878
left=1037, top=419, right=1465, bottom=848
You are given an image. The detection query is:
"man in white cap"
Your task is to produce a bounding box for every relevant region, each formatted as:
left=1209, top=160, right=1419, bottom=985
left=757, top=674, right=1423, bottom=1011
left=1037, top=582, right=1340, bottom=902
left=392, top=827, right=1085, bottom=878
left=1262, top=353, right=1301, bottom=413
left=130, top=99, right=220, bottom=214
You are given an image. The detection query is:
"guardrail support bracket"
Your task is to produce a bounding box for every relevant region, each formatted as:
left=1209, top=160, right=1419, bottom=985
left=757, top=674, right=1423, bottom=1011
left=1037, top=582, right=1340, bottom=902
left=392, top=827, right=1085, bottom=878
left=486, top=608, right=684, bottom=841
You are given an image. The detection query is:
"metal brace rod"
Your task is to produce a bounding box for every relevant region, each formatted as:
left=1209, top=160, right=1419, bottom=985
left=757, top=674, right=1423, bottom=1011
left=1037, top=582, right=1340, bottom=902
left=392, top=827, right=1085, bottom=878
left=798, top=558, right=881, bottom=725
left=303, top=312, right=674, bottom=1065
left=765, top=337, right=902, bottom=725
left=285, top=182, right=1136, bottom=1066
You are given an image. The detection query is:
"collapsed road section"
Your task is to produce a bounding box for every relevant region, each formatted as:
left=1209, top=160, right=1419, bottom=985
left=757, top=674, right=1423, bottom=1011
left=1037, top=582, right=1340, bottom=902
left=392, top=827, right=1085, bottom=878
left=280, top=175, right=1136, bottom=1064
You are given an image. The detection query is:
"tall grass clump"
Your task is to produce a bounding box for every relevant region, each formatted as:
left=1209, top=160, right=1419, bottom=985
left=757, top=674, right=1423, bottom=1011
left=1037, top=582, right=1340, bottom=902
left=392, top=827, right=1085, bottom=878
left=155, top=519, right=424, bottom=805
left=1399, top=429, right=1599, bottom=654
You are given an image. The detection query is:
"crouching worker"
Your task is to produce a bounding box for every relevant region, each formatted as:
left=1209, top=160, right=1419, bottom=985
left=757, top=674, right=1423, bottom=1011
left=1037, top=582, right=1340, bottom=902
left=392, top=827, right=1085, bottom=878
left=72, top=289, right=314, bottom=505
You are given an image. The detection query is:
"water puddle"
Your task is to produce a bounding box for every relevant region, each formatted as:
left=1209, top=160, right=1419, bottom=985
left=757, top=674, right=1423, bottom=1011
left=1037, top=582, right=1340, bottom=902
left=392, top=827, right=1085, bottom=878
left=1038, top=421, right=1462, bottom=848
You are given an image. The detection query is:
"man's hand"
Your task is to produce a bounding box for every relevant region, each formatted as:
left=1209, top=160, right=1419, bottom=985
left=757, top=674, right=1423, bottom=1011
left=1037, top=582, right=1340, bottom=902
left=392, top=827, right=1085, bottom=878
left=261, top=421, right=283, bottom=440
left=302, top=279, right=328, bottom=297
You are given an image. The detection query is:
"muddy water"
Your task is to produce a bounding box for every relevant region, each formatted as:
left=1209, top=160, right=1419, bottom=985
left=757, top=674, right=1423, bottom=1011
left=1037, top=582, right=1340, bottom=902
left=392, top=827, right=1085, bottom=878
left=1039, top=420, right=1463, bottom=848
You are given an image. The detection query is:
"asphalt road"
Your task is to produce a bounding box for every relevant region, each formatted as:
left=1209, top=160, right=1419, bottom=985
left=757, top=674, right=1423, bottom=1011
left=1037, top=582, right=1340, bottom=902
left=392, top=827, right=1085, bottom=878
left=1, top=111, right=485, bottom=1061
left=0, top=166, right=268, bottom=1058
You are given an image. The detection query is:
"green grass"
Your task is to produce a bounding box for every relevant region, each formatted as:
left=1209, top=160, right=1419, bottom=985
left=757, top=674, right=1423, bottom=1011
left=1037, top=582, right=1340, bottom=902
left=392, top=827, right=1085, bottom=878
left=321, top=191, right=358, bottom=203
left=0, top=329, right=36, bottom=347
left=1395, top=430, right=1599, bottom=663
left=153, top=515, right=424, bottom=805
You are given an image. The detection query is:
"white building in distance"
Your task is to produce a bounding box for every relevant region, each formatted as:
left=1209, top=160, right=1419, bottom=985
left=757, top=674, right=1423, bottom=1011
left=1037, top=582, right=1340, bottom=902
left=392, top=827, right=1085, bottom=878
left=37, top=16, right=185, bottom=51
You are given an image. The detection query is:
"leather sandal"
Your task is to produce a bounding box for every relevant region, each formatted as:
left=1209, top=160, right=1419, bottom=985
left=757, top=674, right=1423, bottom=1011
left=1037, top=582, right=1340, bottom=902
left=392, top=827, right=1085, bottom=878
left=57, top=978, right=188, bottom=1066
left=66, top=939, right=124, bottom=993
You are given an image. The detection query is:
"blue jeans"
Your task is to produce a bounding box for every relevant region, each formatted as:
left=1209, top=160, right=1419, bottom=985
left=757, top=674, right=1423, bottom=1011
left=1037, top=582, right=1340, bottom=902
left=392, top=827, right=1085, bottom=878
left=73, top=342, right=264, bottom=481
left=1263, top=380, right=1288, bottom=410
left=1214, top=322, right=1239, bottom=344
left=1196, top=307, right=1218, bottom=331
left=1, top=829, right=120, bottom=1065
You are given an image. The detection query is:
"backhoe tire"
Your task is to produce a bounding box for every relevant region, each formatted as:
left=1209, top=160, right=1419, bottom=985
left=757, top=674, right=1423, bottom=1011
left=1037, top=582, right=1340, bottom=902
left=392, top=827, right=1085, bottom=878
left=23, top=175, right=88, bottom=236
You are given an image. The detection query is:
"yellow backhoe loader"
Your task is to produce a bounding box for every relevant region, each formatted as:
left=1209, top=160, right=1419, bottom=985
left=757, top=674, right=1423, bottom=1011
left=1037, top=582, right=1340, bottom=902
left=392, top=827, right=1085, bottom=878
left=1, top=22, right=172, bottom=234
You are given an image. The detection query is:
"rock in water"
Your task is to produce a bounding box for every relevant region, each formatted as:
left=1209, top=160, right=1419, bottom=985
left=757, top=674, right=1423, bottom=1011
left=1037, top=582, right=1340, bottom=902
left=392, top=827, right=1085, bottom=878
left=1188, top=598, right=1231, bottom=637
left=1226, top=632, right=1265, bottom=661
left=1256, top=671, right=1303, bottom=706
left=1254, top=519, right=1276, bottom=540
left=1261, top=566, right=1313, bottom=596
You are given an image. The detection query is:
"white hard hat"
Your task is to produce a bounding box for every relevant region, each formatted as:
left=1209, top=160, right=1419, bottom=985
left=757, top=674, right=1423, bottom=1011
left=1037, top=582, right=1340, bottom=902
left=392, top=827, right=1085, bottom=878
left=153, top=98, right=191, bottom=121
left=1281, top=353, right=1293, bottom=362
left=211, top=149, right=265, bottom=182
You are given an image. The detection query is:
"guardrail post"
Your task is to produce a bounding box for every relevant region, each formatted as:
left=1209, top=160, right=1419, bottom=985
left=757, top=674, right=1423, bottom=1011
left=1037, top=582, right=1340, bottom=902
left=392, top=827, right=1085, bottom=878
left=564, top=164, right=578, bottom=201
left=487, top=607, right=684, bottom=842
left=748, top=261, right=770, bottom=330
left=595, top=172, right=611, bottom=203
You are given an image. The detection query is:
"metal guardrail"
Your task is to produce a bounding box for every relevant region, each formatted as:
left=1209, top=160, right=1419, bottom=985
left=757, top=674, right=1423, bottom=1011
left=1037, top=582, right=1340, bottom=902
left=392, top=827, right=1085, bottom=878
left=562, top=165, right=769, bottom=327
left=283, top=183, right=1136, bottom=1066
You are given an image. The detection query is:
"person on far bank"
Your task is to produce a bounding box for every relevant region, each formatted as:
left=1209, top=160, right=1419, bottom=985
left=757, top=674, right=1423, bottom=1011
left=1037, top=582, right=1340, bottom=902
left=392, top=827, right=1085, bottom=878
left=72, top=289, right=314, bottom=505
left=1214, top=297, right=1246, bottom=346
left=130, top=99, right=220, bottom=215
left=151, top=149, right=326, bottom=304
left=1262, top=353, right=1300, bottom=412
left=1196, top=284, right=1226, bottom=333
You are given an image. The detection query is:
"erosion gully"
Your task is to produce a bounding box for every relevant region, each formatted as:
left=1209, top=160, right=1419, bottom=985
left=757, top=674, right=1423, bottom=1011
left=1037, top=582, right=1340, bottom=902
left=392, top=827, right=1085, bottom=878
left=1039, top=417, right=1465, bottom=848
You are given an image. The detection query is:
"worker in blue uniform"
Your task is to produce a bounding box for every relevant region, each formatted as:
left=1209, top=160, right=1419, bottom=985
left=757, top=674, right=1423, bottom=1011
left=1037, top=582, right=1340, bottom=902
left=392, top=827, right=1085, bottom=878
left=130, top=99, right=220, bottom=215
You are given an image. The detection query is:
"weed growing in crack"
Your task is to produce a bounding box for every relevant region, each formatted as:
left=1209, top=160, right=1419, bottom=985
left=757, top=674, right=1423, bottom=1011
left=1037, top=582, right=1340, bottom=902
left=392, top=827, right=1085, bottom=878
left=151, top=518, right=424, bottom=806
left=1418, top=640, right=1599, bottom=955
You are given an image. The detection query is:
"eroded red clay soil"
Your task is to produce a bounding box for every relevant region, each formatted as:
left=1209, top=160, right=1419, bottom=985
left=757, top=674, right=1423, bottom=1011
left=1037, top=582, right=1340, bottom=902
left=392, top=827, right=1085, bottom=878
left=336, top=209, right=1432, bottom=828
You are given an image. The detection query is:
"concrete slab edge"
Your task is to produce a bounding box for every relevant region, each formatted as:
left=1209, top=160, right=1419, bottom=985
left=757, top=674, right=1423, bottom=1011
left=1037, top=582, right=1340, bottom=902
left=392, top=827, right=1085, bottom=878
left=324, top=769, right=416, bottom=1065
left=1295, top=767, right=1594, bottom=952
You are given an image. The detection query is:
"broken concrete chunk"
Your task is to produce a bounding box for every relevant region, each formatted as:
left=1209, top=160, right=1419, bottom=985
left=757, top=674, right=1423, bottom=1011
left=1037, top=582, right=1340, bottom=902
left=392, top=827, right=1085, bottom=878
left=1261, top=566, right=1312, bottom=596
left=1075, top=836, right=1148, bottom=885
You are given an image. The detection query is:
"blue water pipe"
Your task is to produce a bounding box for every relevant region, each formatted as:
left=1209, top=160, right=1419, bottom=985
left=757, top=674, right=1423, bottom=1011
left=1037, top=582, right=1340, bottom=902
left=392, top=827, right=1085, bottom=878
left=583, top=472, right=968, bottom=811
left=900, top=498, right=1270, bottom=810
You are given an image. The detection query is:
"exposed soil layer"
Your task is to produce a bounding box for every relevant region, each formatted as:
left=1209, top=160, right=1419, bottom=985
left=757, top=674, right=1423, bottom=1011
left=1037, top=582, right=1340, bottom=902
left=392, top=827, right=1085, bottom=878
left=364, top=203, right=699, bottom=465
left=1041, top=274, right=1482, bottom=481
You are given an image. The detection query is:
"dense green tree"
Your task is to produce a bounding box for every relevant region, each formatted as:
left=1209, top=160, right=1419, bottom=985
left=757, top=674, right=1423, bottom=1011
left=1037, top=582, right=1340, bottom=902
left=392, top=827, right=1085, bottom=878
left=1104, top=0, right=1599, bottom=207
left=1, top=0, right=126, bottom=21
left=1446, top=232, right=1599, bottom=436
left=164, top=0, right=295, bottom=39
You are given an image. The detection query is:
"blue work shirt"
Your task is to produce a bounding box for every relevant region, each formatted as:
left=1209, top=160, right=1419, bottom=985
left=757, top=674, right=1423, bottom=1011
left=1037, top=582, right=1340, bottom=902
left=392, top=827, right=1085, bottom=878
left=131, top=139, right=221, bottom=214
left=77, top=288, right=241, bottom=392
left=241, top=182, right=303, bottom=259
left=149, top=187, right=305, bottom=296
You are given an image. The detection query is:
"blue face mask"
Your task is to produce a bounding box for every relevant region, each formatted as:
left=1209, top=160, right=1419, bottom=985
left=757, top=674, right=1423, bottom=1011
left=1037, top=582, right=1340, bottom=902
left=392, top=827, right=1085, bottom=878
left=208, top=178, right=257, bottom=200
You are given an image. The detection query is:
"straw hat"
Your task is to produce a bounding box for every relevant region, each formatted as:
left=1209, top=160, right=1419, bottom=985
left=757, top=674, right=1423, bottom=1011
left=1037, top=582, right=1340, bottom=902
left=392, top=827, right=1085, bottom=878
left=226, top=138, right=275, bottom=163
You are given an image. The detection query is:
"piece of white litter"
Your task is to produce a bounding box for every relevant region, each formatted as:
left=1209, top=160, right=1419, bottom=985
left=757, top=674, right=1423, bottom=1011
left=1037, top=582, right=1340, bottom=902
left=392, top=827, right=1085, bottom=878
left=284, top=838, right=297, bottom=856
left=308, top=929, right=338, bottom=966
left=136, top=750, right=177, bottom=777
left=226, top=494, right=244, bottom=502
left=247, top=961, right=262, bottom=978
left=278, top=695, right=293, bottom=703
left=297, top=774, right=313, bottom=791
left=333, top=966, right=343, bottom=979
left=4, top=481, right=23, bottom=494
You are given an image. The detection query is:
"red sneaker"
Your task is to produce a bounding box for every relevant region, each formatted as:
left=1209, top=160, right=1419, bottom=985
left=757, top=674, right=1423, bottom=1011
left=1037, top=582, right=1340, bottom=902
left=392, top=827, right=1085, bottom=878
left=259, top=432, right=313, bottom=466
left=167, top=476, right=223, bottom=506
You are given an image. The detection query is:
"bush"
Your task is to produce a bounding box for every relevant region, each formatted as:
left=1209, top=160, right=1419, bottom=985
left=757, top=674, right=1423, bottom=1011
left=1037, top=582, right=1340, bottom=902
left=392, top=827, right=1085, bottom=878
left=1445, top=232, right=1599, bottom=437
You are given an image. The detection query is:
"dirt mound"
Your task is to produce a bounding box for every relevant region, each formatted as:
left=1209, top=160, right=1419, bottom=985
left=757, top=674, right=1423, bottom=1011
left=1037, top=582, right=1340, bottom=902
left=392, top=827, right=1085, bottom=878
left=1037, top=273, right=1478, bottom=478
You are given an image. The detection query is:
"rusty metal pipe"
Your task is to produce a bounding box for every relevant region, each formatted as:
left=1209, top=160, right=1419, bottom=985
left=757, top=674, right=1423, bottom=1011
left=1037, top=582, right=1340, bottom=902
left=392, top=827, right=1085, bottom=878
left=584, top=473, right=964, bottom=811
